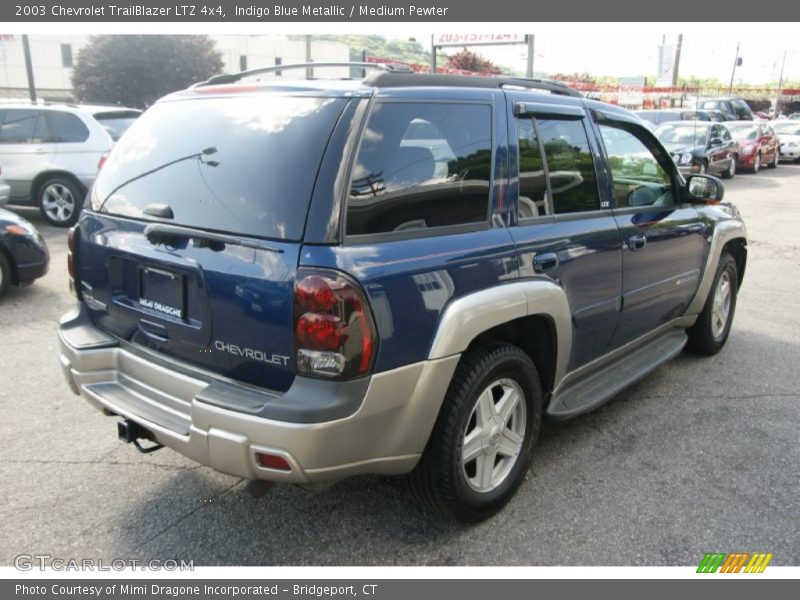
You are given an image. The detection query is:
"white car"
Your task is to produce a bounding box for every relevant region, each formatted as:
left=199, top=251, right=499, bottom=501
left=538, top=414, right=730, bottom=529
left=772, top=121, right=800, bottom=163
left=0, top=103, right=140, bottom=226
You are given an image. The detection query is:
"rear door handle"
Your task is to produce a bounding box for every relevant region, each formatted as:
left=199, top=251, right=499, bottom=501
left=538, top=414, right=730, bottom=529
left=628, top=234, right=647, bottom=251
left=532, top=252, right=559, bottom=274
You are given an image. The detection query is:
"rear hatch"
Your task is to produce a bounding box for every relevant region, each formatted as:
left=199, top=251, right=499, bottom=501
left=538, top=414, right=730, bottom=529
left=75, top=93, right=348, bottom=392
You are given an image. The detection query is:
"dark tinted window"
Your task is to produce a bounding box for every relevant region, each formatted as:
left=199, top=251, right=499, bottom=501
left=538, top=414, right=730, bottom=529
left=346, top=102, right=492, bottom=236
left=517, top=118, right=549, bottom=218
left=47, top=111, right=90, bottom=143
left=537, top=118, right=599, bottom=214
left=93, top=110, right=140, bottom=141
left=0, top=109, right=45, bottom=143
left=93, top=96, right=347, bottom=240
left=731, top=99, right=752, bottom=119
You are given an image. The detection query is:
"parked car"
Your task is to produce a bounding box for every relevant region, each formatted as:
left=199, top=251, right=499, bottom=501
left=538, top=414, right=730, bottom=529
left=0, top=208, right=49, bottom=299
left=0, top=167, right=10, bottom=206
left=694, top=97, right=755, bottom=121
left=635, top=108, right=712, bottom=128
left=697, top=109, right=727, bottom=122
left=727, top=121, right=780, bottom=172
left=59, top=64, right=747, bottom=522
left=772, top=121, right=800, bottom=162
left=0, top=103, right=141, bottom=227
left=654, top=120, right=738, bottom=178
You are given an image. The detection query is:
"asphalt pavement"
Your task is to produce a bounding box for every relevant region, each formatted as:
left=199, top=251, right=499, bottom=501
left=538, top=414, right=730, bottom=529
left=1, top=164, right=798, bottom=566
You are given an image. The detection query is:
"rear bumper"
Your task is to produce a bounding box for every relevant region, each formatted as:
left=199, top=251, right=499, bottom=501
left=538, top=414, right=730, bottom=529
left=58, top=305, right=459, bottom=484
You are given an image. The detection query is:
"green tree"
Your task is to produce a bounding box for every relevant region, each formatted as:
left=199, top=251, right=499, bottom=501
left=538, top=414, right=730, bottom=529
left=72, top=35, right=223, bottom=109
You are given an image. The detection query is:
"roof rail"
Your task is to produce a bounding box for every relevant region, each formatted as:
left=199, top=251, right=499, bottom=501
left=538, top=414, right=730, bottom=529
left=364, top=72, right=583, bottom=97
left=194, top=61, right=415, bottom=87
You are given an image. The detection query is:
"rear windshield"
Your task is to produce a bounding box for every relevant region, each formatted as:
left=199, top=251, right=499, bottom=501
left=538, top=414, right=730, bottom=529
left=93, top=110, right=141, bottom=141
left=92, top=96, right=346, bottom=240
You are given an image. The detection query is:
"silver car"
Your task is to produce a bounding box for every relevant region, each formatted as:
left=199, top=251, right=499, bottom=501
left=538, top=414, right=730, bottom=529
left=0, top=103, right=140, bottom=226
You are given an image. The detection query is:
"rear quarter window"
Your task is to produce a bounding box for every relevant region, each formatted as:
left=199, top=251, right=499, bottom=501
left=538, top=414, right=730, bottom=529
left=46, top=111, right=90, bottom=143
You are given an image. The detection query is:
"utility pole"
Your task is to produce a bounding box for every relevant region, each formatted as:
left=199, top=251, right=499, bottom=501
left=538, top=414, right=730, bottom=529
left=305, top=35, right=313, bottom=79
left=775, top=50, right=787, bottom=117
left=526, top=35, right=535, bottom=79
left=430, top=35, right=437, bottom=74
left=729, top=42, right=740, bottom=93
left=22, top=34, right=37, bottom=103
left=672, top=34, right=683, bottom=87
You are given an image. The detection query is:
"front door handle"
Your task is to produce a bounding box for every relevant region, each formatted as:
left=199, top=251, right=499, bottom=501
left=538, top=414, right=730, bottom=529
left=532, top=252, right=559, bottom=274
left=628, top=234, right=647, bottom=251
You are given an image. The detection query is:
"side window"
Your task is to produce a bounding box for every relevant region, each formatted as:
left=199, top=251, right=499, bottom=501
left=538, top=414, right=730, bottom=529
left=47, top=111, right=90, bottom=143
left=732, top=100, right=751, bottom=120
left=347, top=102, right=492, bottom=236
left=537, top=118, right=600, bottom=214
left=517, top=118, right=549, bottom=218
left=0, top=109, right=44, bottom=144
left=599, top=124, right=673, bottom=208
left=721, top=126, right=732, bottom=142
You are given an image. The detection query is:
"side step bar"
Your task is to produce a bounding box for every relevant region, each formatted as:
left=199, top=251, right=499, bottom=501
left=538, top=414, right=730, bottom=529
left=547, top=329, right=688, bottom=419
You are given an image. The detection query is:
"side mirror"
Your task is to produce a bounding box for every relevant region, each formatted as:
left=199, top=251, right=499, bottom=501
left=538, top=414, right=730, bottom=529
left=685, top=174, right=724, bottom=203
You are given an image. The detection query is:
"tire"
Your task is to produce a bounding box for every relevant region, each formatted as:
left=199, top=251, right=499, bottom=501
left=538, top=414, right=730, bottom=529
left=751, top=153, right=761, bottom=173
left=409, top=343, right=543, bottom=522
left=768, top=151, right=779, bottom=169
left=685, top=252, right=738, bottom=356
left=0, top=251, right=11, bottom=300
left=698, top=160, right=708, bottom=175
left=38, top=176, right=83, bottom=227
left=721, top=155, right=736, bottom=179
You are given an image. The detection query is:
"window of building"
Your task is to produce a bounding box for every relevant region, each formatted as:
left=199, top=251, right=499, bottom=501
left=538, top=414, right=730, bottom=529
left=239, top=55, right=248, bottom=71
left=61, top=43, right=73, bottom=68
left=346, top=102, right=493, bottom=236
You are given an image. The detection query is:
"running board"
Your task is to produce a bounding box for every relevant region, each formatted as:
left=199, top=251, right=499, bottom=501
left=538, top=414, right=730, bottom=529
left=547, top=329, right=688, bottom=419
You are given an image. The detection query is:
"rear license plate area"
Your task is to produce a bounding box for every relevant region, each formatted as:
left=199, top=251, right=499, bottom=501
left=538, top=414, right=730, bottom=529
left=138, top=267, right=185, bottom=320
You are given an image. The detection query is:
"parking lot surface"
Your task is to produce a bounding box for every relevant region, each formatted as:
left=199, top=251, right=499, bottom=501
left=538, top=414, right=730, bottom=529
left=1, top=165, right=798, bottom=566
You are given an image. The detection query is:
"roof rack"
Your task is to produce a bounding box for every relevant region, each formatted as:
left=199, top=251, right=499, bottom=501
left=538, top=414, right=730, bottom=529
left=364, top=72, right=582, bottom=97
left=194, top=62, right=414, bottom=87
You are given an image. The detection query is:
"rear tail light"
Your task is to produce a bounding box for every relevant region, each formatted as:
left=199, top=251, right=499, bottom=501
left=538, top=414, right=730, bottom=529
left=97, top=153, right=108, bottom=170
left=293, top=269, right=377, bottom=379
left=67, top=225, right=80, bottom=298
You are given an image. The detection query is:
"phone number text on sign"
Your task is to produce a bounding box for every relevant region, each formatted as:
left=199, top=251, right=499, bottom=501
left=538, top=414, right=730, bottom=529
left=434, top=34, right=528, bottom=46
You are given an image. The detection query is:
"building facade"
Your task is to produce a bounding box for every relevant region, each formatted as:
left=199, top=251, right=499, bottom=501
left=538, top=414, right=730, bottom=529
left=0, top=34, right=350, bottom=102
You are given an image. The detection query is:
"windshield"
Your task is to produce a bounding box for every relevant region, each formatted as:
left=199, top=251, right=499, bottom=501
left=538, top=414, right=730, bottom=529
left=92, top=95, right=347, bottom=240
left=93, top=111, right=140, bottom=141
left=654, top=124, right=709, bottom=146
left=773, top=123, right=800, bottom=136
left=727, top=125, right=758, bottom=141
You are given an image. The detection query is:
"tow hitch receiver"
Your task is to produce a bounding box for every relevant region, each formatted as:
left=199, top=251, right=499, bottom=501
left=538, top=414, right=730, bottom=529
left=117, top=419, right=165, bottom=454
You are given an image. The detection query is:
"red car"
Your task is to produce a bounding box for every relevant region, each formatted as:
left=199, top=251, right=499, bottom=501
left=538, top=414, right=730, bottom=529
left=727, top=121, right=780, bottom=172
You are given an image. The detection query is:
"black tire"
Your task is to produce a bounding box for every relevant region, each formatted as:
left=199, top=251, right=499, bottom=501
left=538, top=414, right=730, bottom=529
left=37, top=176, right=83, bottom=227
left=768, top=151, right=779, bottom=169
left=698, top=160, right=708, bottom=175
left=751, top=153, right=761, bottom=173
left=409, top=343, right=543, bottom=522
left=686, top=252, right=738, bottom=355
left=721, top=155, right=736, bottom=179
left=0, top=251, right=11, bottom=300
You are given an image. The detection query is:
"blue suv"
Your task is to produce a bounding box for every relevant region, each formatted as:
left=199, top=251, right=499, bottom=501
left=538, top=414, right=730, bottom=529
left=58, top=63, right=747, bottom=521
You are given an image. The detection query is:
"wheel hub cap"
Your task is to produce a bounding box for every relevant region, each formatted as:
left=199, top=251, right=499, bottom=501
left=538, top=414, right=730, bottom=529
left=461, top=378, right=527, bottom=493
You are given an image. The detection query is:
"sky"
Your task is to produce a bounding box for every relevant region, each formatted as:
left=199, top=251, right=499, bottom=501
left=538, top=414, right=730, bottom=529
left=404, top=27, right=800, bottom=85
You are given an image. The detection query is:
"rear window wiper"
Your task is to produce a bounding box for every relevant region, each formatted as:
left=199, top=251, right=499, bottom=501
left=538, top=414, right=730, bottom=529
left=143, top=223, right=284, bottom=253
left=96, top=147, right=219, bottom=212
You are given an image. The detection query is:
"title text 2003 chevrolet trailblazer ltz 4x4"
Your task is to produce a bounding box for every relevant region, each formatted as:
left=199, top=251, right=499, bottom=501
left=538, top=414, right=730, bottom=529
left=59, top=63, right=747, bottom=522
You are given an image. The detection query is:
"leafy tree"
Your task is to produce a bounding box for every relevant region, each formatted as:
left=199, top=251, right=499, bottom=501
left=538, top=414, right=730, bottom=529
left=444, top=49, right=501, bottom=74
left=72, top=35, right=224, bottom=109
